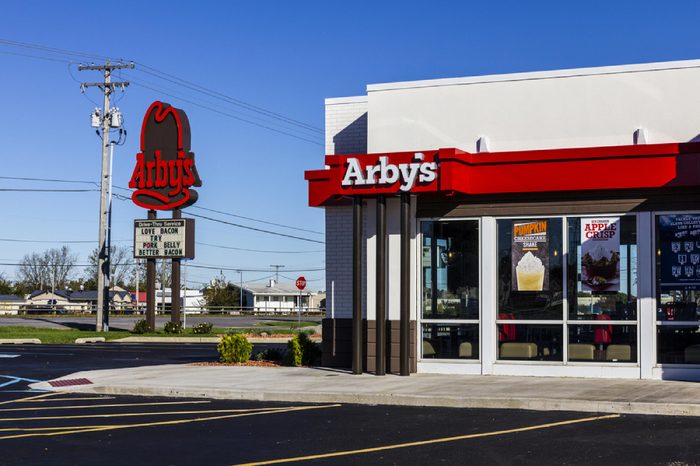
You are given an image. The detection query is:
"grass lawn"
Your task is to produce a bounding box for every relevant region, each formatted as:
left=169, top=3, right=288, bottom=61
left=0, top=325, right=315, bottom=344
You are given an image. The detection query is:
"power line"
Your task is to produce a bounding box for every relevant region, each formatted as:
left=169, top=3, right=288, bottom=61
left=0, top=238, right=114, bottom=244
left=1, top=176, right=323, bottom=237
left=117, top=72, right=320, bottom=138
left=0, top=38, right=110, bottom=61
left=0, top=262, right=325, bottom=273
left=0, top=188, right=98, bottom=192
left=0, top=237, right=321, bottom=255
left=133, top=63, right=323, bottom=134
left=0, top=49, right=72, bottom=64
left=280, top=274, right=324, bottom=282
left=185, top=264, right=324, bottom=273
left=192, top=206, right=323, bottom=235
left=0, top=175, right=99, bottom=186
left=0, top=38, right=324, bottom=145
left=128, top=78, right=323, bottom=146
left=184, top=212, right=324, bottom=244
left=197, top=242, right=322, bottom=254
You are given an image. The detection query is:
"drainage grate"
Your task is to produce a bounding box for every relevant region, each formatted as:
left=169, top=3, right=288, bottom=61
left=48, top=378, right=93, bottom=387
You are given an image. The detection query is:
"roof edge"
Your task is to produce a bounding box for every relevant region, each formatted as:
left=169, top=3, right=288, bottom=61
left=325, top=95, right=367, bottom=105
left=366, top=59, right=700, bottom=92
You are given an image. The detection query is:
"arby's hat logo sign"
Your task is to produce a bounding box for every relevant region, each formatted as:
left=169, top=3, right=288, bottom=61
left=129, top=101, right=202, bottom=210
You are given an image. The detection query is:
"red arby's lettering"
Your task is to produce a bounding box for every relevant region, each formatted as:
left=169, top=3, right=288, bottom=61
left=129, top=101, right=202, bottom=210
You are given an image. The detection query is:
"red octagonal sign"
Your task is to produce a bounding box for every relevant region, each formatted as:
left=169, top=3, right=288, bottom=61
left=296, top=276, right=307, bottom=291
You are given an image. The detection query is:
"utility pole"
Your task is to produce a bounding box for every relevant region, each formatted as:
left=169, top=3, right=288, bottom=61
left=269, top=264, right=285, bottom=283
left=79, top=60, right=134, bottom=332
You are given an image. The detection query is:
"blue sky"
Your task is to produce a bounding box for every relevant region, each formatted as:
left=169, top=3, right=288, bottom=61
left=1, top=1, right=699, bottom=291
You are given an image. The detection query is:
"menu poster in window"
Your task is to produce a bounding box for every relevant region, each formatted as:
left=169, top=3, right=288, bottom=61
left=658, top=214, right=700, bottom=291
left=512, top=220, right=548, bottom=291
left=580, top=217, right=620, bottom=292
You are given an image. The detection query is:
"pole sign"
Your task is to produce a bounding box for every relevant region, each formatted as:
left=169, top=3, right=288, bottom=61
left=134, top=219, right=195, bottom=259
left=128, top=101, right=202, bottom=210
left=296, top=276, right=307, bottom=291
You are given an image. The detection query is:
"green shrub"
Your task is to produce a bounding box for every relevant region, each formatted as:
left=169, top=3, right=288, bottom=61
left=287, top=335, right=303, bottom=366
left=218, top=334, right=253, bottom=363
left=131, top=319, right=150, bottom=334
left=255, top=347, right=285, bottom=362
left=192, top=322, right=213, bottom=334
left=164, top=321, right=184, bottom=334
left=297, top=332, right=320, bottom=366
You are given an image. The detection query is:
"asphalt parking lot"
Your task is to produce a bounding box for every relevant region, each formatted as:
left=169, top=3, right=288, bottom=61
left=0, top=344, right=699, bottom=465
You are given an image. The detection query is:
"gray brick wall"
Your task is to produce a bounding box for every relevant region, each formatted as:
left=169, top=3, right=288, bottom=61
left=325, top=97, right=367, bottom=155
left=325, top=97, right=367, bottom=319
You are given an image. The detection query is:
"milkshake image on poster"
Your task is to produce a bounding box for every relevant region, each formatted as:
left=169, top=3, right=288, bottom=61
left=512, top=220, right=548, bottom=291
left=580, top=217, right=620, bottom=292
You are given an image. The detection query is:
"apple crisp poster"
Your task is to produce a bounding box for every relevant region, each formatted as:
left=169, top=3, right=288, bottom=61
left=512, top=220, right=549, bottom=292
left=580, top=217, right=620, bottom=292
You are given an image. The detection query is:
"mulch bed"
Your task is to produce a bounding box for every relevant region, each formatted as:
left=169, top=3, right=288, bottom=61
left=190, top=361, right=281, bottom=367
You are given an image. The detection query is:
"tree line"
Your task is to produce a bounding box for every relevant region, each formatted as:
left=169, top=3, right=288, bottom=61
left=0, top=245, right=157, bottom=296
left=0, top=245, right=242, bottom=308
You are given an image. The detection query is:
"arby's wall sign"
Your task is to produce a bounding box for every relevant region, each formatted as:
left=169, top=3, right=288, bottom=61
left=129, top=101, right=202, bottom=210
left=341, top=152, right=437, bottom=192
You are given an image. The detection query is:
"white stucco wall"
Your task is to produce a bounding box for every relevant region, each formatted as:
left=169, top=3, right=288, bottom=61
left=366, top=60, right=700, bottom=154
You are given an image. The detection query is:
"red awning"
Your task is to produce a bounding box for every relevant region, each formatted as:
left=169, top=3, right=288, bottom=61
left=305, top=142, right=700, bottom=207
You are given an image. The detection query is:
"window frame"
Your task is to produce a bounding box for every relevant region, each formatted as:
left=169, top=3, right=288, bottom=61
left=418, top=217, right=482, bottom=362
left=652, top=210, right=700, bottom=368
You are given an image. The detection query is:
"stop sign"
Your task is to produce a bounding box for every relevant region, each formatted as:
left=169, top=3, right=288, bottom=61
left=296, top=276, right=307, bottom=290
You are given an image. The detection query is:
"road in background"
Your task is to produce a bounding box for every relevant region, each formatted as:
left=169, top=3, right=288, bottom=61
left=0, top=315, right=322, bottom=331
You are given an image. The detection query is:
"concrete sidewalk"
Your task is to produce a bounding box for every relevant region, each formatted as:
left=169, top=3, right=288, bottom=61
left=30, top=364, right=700, bottom=417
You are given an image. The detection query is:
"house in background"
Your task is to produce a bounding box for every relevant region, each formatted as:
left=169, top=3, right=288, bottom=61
left=0, top=295, right=25, bottom=315
left=25, top=290, right=71, bottom=312
left=23, top=287, right=132, bottom=313
left=133, top=288, right=206, bottom=313
left=239, top=279, right=316, bottom=314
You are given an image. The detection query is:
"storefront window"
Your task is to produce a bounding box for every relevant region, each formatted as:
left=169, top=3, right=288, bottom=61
left=568, top=325, right=637, bottom=362
left=655, top=214, right=700, bottom=364
left=567, top=216, right=637, bottom=320
left=497, top=218, right=563, bottom=320
left=421, top=220, right=479, bottom=360
left=422, top=220, right=479, bottom=320
left=422, top=323, right=479, bottom=359
left=657, top=327, right=700, bottom=364
left=497, top=324, right=562, bottom=361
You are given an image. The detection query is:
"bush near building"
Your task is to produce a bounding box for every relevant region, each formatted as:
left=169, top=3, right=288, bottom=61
left=217, top=334, right=253, bottom=363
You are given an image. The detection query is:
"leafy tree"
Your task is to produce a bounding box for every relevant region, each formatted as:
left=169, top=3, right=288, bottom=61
left=18, top=246, right=77, bottom=290
left=204, top=274, right=241, bottom=309
left=0, top=273, right=13, bottom=295
left=11, top=281, right=30, bottom=297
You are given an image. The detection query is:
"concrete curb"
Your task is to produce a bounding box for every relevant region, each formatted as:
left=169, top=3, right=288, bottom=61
left=0, top=338, right=41, bottom=344
left=34, top=383, right=700, bottom=417
left=111, top=336, right=314, bottom=344
left=75, top=337, right=106, bottom=344
left=112, top=336, right=221, bottom=343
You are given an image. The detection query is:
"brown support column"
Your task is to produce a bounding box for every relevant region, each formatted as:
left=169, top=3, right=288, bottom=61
left=400, top=193, right=411, bottom=376
left=352, top=197, right=363, bottom=374
left=171, top=209, right=182, bottom=325
left=146, top=209, right=157, bottom=332
left=375, top=195, right=386, bottom=376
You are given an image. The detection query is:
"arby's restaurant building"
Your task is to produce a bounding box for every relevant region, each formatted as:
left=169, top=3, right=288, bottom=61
left=305, top=59, right=700, bottom=380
